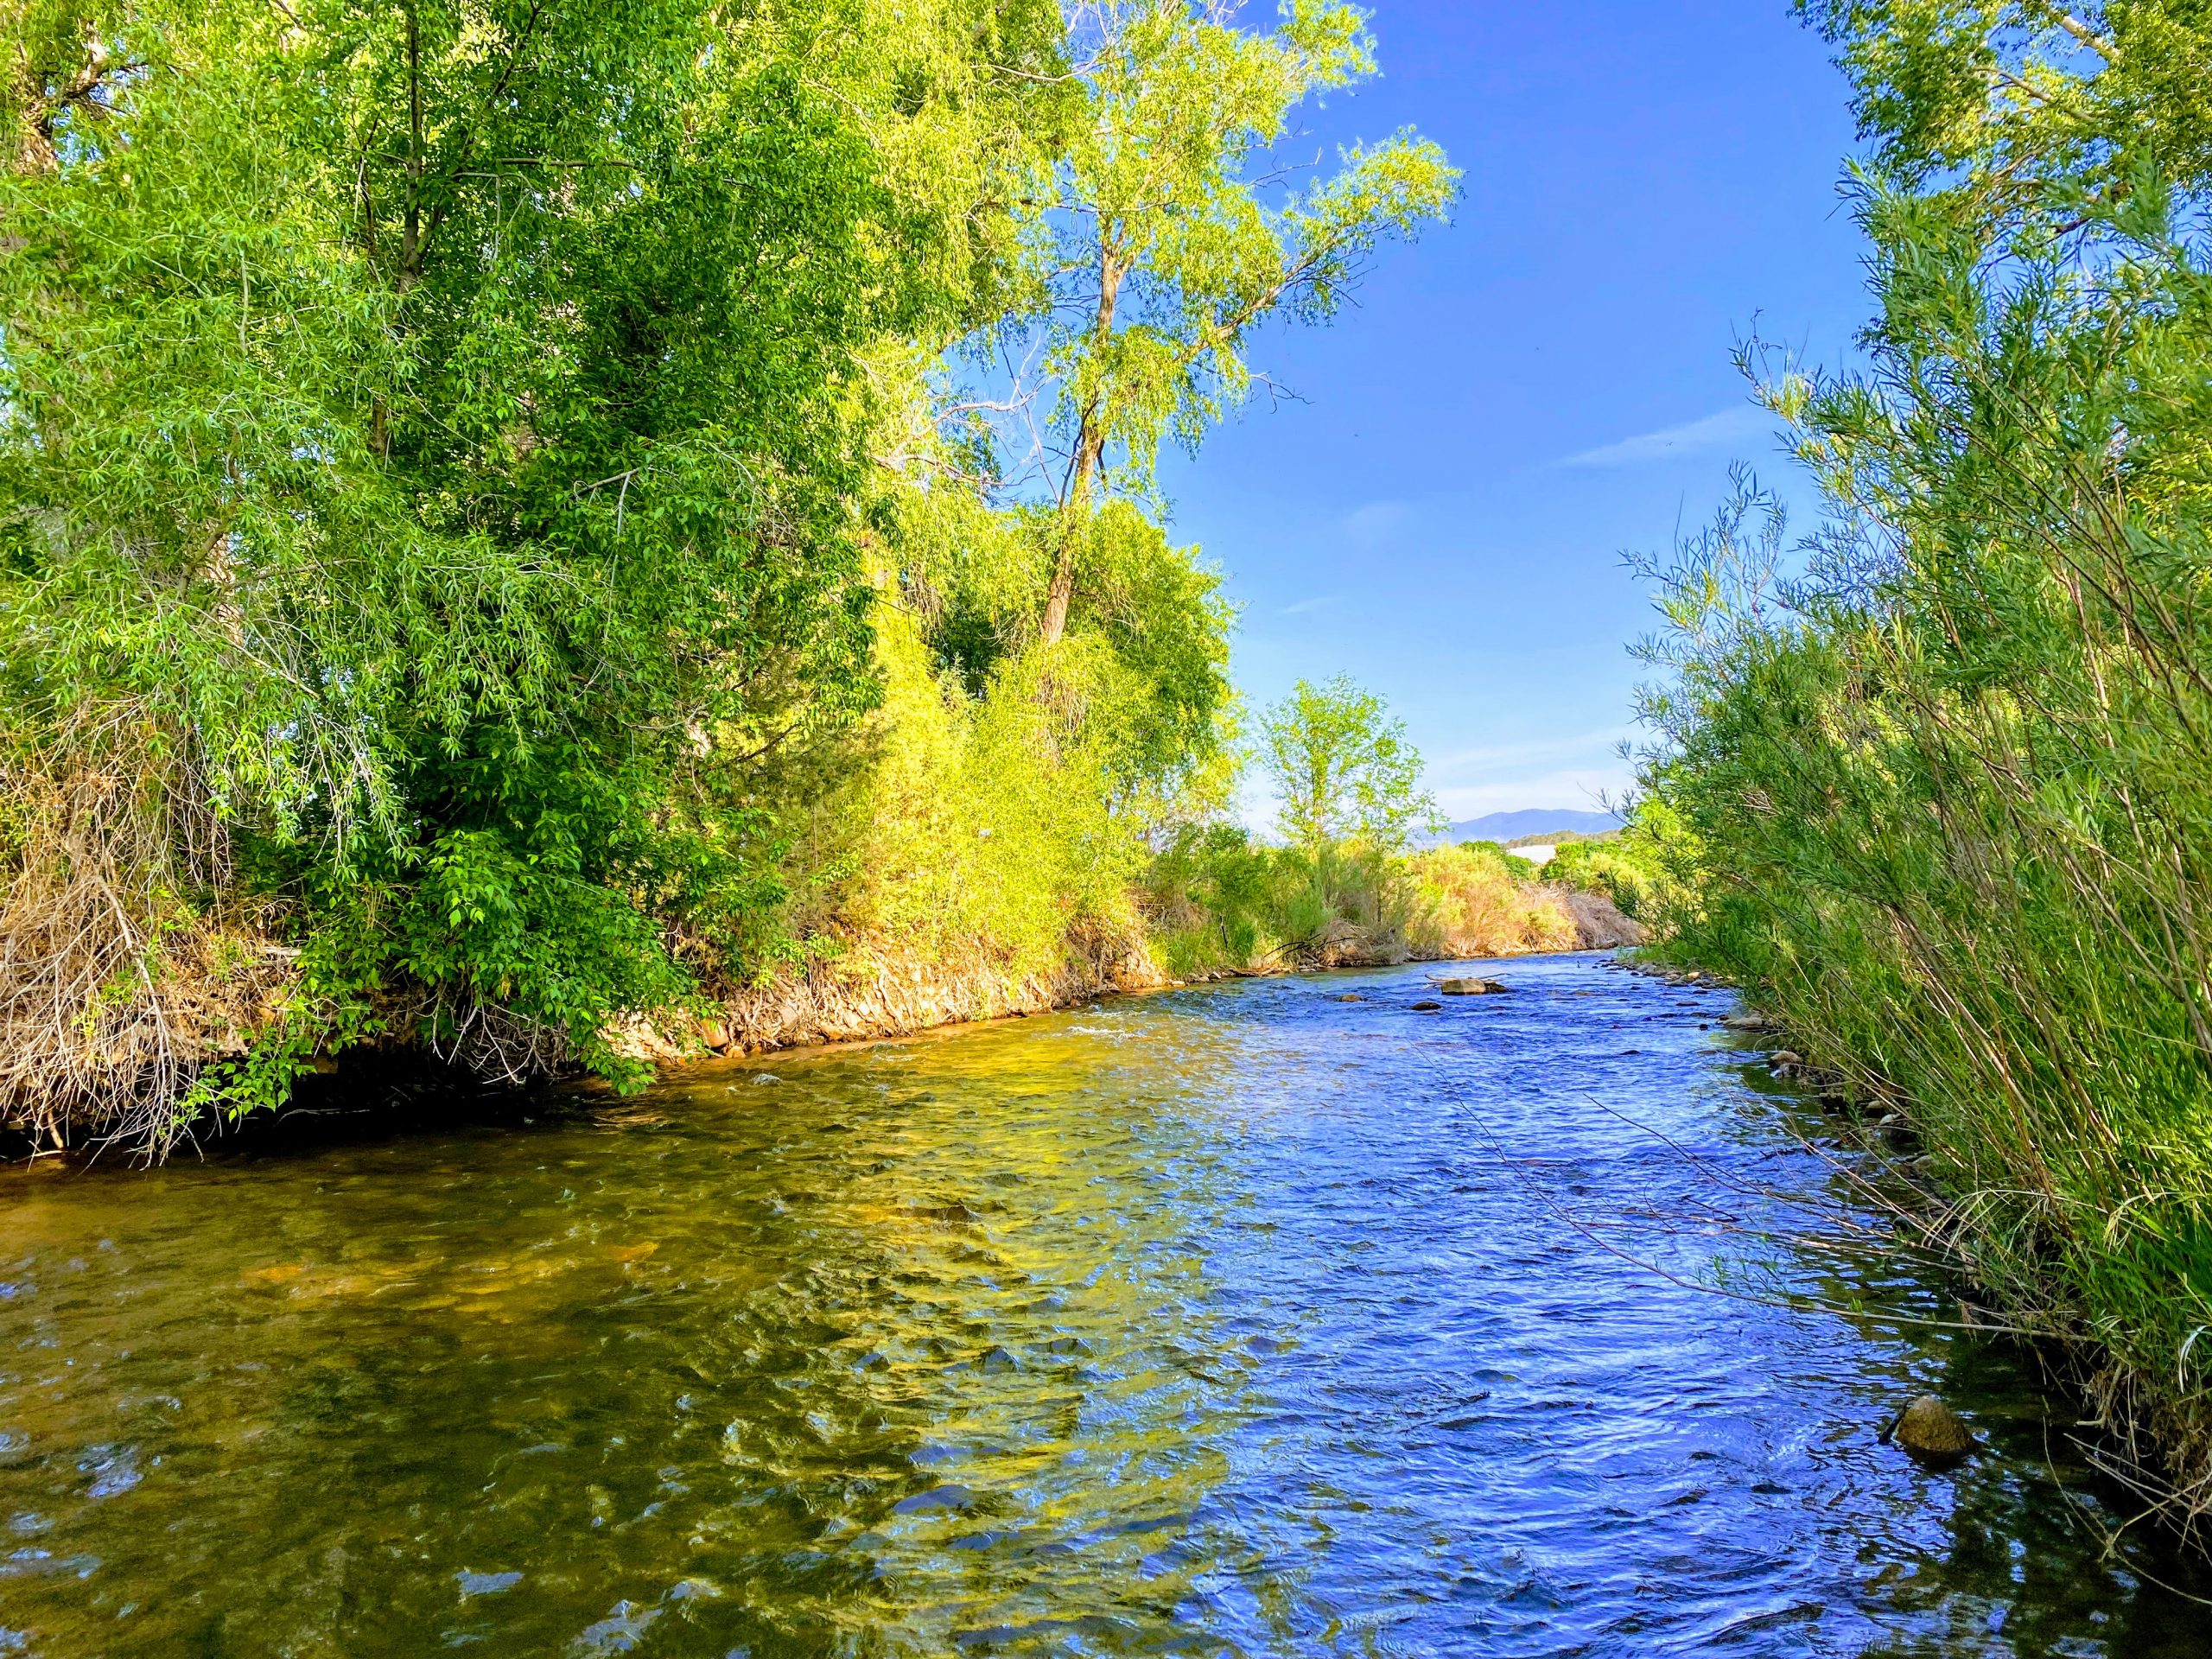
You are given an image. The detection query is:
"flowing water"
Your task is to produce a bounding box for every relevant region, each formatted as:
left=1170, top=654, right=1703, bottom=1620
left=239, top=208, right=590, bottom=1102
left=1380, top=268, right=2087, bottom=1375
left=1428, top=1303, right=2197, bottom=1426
left=2, top=954, right=2209, bottom=1656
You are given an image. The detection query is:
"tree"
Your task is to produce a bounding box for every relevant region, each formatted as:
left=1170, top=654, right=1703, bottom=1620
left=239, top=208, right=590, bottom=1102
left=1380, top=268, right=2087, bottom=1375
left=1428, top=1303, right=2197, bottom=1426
left=0, top=0, right=1067, bottom=1130
left=1003, top=0, right=1457, bottom=644
left=1260, top=675, right=1439, bottom=856
left=1795, top=1, right=2212, bottom=201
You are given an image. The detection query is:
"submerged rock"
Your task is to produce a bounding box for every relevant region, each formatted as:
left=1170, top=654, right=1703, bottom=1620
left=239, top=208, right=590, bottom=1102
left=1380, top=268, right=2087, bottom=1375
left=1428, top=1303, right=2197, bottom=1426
left=1881, top=1395, right=1980, bottom=1467
left=1334, top=994, right=1363, bottom=1002
left=1410, top=1000, right=1443, bottom=1012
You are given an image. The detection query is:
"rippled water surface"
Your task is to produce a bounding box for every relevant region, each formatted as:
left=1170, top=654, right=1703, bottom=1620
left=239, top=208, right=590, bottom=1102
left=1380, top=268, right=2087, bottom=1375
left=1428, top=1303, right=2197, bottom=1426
left=3, top=954, right=2210, bottom=1656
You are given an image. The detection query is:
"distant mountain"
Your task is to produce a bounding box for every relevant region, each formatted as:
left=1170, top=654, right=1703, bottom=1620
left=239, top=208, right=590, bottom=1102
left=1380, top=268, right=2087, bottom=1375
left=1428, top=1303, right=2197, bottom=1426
left=1432, top=807, right=1624, bottom=845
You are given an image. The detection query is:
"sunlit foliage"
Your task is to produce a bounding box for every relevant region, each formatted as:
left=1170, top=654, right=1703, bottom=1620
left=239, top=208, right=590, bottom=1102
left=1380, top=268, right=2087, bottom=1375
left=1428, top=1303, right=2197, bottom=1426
left=1644, top=2, right=2212, bottom=1514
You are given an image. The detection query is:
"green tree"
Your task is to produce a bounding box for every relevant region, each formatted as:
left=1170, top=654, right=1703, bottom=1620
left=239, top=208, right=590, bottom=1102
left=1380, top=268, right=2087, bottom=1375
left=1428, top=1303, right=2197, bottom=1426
left=1260, top=675, right=1439, bottom=856
left=1008, top=0, right=1458, bottom=644
left=0, top=0, right=1065, bottom=1130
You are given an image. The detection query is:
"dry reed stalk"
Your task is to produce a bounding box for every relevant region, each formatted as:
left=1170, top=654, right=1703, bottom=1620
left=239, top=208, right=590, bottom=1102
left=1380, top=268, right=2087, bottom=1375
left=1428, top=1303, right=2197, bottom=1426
left=0, top=711, right=291, bottom=1155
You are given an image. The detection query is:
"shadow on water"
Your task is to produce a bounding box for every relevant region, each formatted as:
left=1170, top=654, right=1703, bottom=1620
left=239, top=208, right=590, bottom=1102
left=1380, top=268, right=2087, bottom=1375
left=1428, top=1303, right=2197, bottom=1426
left=0, top=952, right=2208, bottom=1655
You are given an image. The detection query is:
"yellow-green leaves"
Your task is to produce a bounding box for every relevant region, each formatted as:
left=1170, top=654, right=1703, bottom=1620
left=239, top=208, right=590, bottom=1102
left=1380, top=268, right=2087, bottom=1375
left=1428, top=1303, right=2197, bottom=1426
left=1012, top=1, right=1456, bottom=642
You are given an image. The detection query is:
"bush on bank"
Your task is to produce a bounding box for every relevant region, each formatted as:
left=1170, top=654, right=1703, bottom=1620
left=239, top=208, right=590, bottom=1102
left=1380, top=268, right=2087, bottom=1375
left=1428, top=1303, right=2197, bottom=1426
left=1633, top=1, right=2212, bottom=1522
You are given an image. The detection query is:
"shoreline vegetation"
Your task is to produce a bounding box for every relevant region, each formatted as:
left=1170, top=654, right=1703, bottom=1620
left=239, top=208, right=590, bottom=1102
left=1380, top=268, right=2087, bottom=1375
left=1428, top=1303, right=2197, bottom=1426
left=620, top=846, right=1644, bottom=1068
left=0, top=2, right=1463, bottom=1154
left=1625, top=0, right=2212, bottom=1539
left=0, top=1, right=1651, bottom=1151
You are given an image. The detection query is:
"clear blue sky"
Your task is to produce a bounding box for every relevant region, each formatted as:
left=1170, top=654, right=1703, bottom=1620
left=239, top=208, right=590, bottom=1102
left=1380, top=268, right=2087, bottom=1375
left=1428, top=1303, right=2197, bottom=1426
left=1161, top=1, right=1871, bottom=825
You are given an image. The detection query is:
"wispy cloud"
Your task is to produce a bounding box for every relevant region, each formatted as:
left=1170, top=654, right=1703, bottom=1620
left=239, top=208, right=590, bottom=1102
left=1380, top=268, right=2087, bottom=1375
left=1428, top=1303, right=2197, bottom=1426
left=1433, top=724, right=1636, bottom=773
left=1557, top=404, right=1773, bottom=469
left=1340, top=499, right=1410, bottom=550
left=1275, top=594, right=1344, bottom=618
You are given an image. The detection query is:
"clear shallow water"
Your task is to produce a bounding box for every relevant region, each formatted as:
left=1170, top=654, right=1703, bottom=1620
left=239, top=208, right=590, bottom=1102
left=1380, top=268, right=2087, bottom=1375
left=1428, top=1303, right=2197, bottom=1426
left=1, top=953, right=2209, bottom=1656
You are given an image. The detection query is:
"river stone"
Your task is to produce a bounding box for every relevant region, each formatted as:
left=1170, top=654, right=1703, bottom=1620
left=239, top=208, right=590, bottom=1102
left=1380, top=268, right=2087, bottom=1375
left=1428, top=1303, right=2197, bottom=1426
left=1334, top=994, right=1363, bottom=1002
left=1885, top=1395, right=1979, bottom=1466
left=1436, top=977, right=1509, bottom=995
left=1410, top=1000, right=1443, bottom=1012
left=893, top=1484, right=974, bottom=1514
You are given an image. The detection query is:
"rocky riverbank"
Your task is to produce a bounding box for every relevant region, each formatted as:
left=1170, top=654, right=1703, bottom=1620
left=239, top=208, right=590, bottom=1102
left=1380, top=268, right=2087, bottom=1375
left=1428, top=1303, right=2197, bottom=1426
left=623, top=884, right=1644, bottom=1066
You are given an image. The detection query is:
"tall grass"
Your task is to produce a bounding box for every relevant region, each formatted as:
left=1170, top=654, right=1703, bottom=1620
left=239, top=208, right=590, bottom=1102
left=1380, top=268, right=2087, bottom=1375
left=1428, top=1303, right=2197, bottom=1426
left=1637, top=189, right=2212, bottom=1520
left=1141, top=832, right=1593, bottom=978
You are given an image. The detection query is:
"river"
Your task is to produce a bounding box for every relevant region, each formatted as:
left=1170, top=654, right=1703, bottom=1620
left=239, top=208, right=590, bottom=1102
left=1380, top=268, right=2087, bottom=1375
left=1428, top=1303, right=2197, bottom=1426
left=1, top=953, right=2207, bottom=1655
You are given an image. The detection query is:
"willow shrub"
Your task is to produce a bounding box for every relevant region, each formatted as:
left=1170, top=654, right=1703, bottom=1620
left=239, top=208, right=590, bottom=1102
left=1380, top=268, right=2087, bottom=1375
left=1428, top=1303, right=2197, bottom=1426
left=795, top=608, right=1148, bottom=981
left=1637, top=143, right=2212, bottom=1507
left=1403, top=843, right=1577, bottom=958
left=1140, top=833, right=1576, bottom=977
left=0, top=0, right=1065, bottom=1139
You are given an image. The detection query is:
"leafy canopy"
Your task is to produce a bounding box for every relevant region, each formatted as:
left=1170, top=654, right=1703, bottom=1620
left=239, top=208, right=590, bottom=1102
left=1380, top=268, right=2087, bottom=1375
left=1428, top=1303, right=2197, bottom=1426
left=977, top=0, right=1458, bottom=641
left=1260, top=674, right=1440, bottom=856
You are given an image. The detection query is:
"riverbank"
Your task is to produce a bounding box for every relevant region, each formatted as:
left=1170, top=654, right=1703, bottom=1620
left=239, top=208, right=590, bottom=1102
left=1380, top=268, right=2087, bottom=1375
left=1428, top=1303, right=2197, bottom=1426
left=1622, top=945, right=2212, bottom=1545
left=534, top=880, right=1643, bottom=1070
left=0, top=842, right=1642, bottom=1158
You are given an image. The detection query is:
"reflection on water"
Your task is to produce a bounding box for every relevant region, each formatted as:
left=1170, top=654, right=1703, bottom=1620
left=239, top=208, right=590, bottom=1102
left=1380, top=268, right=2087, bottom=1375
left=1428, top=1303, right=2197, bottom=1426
left=0, top=955, right=2208, bottom=1656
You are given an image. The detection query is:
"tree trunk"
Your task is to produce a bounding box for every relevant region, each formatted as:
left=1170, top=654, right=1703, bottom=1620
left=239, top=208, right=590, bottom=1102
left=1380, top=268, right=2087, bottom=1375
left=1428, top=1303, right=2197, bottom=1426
left=1039, top=418, right=1103, bottom=644
left=1039, top=246, right=1122, bottom=645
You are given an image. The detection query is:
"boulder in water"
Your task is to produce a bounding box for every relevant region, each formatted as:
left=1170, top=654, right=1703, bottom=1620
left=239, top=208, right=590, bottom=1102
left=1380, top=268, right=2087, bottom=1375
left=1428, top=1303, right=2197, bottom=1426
left=1410, top=1000, right=1443, bottom=1012
left=1881, top=1395, right=1980, bottom=1467
left=1436, top=977, right=1509, bottom=995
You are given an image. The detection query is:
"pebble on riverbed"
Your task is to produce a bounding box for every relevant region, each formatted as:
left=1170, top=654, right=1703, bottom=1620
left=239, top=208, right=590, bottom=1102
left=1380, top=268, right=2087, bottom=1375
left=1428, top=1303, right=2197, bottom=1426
left=1880, top=1395, right=1981, bottom=1467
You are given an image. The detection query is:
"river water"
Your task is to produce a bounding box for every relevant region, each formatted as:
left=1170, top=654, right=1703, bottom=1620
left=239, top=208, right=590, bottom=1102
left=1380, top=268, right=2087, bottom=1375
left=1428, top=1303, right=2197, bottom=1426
left=1, top=954, right=2208, bottom=1656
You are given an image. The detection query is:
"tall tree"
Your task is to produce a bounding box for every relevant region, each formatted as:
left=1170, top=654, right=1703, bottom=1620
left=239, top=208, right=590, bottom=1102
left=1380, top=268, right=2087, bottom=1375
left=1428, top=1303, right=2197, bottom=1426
left=0, top=0, right=1065, bottom=1126
left=1261, top=675, right=1438, bottom=857
left=1001, top=0, right=1456, bottom=644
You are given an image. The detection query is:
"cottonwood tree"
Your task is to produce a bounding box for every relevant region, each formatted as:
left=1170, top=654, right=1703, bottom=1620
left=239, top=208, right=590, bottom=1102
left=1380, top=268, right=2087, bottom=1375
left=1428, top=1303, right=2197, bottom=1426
left=1000, top=0, right=1457, bottom=643
left=1261, top=675, right=1440, bottom=856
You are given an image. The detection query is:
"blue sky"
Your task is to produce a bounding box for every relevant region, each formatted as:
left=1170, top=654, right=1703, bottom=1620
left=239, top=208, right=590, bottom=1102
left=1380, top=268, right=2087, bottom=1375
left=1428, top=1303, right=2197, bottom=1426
left=1160, top=1, right=1872, bottom=823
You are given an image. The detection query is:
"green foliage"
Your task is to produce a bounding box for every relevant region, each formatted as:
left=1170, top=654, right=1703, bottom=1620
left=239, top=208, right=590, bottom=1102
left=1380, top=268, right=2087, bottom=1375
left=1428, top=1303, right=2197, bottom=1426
left=998, top=0, right=1458, bottom=642
left=1138, top=673, right=1563, bottom=977
left=1402, top=842, right=1578, bottom=958
left=1260, top=675, right=1443, bottom=857
left=1455, top=840, right=1541, bottom=883
left=0, top=0, right=1452, bottom=1152
left=1544, top=831, right=1667, bottom=920
left=820, top=607, right=1148, bottom=975
left=1643, top=4, right=2212, bottom=1496
left=1141, top=823, right=1414, bottom=976
left=0, top=0, right=1071, bottom=1119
